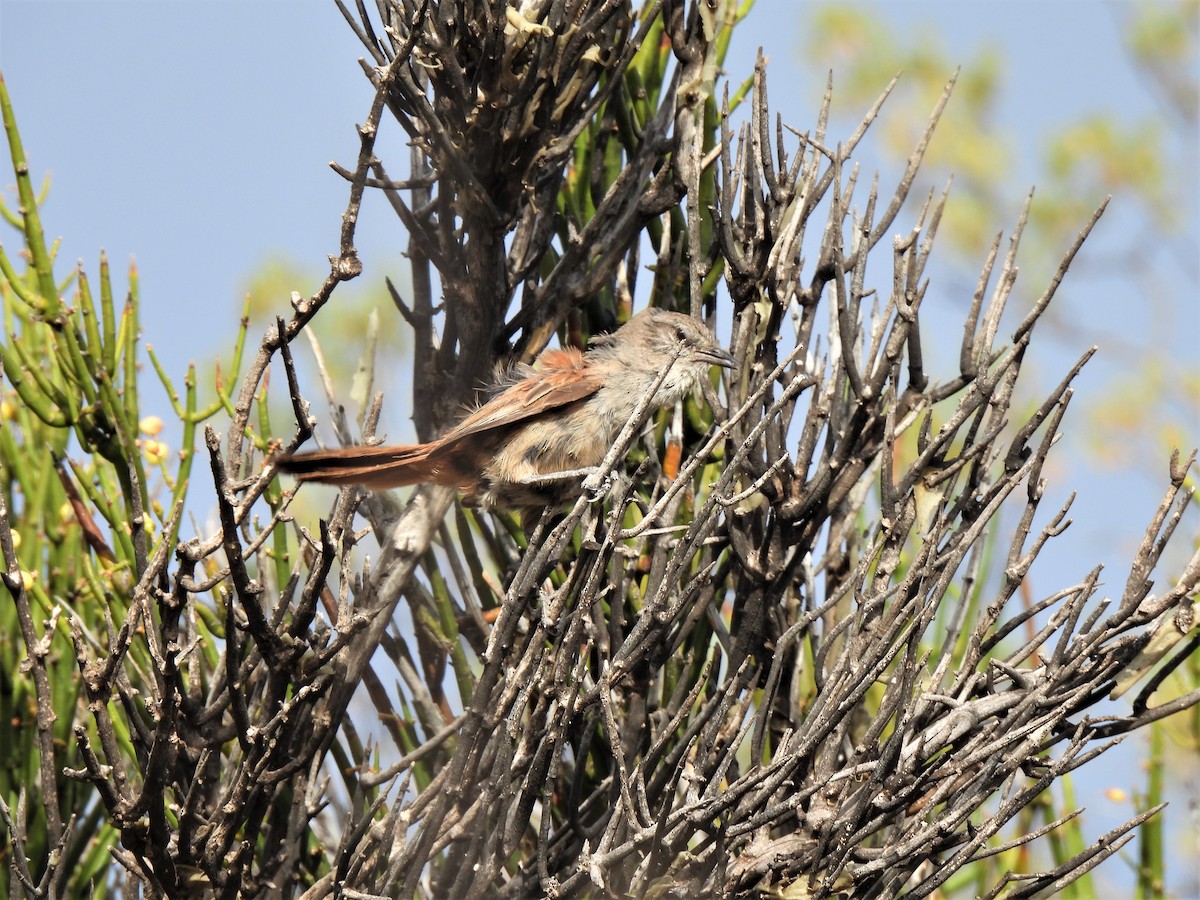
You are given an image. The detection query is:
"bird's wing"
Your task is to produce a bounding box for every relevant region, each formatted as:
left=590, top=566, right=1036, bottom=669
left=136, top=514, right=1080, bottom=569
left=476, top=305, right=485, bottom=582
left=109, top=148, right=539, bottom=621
left=440, top=347, right=602, bottom=443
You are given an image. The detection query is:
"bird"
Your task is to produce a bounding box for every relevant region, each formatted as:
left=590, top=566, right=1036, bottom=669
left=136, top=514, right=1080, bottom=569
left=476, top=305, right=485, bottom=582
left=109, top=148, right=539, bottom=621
left=277, top=307, right=733, bottom=514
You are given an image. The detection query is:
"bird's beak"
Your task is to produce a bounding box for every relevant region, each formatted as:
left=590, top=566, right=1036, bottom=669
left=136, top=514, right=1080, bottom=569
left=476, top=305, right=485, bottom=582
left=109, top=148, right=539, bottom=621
left=698, top=347, right=735, bottom=368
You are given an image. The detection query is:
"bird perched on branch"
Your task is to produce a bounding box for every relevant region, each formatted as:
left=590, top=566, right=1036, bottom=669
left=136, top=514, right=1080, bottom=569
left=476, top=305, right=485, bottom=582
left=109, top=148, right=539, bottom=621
left=277, top=307, right=733, bottom=514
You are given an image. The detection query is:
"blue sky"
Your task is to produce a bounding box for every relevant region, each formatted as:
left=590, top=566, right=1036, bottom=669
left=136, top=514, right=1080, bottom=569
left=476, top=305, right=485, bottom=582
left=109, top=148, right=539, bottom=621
left=2, top=1, right=1198, bottom=893
left=2, top=3, right=1191, bottom=363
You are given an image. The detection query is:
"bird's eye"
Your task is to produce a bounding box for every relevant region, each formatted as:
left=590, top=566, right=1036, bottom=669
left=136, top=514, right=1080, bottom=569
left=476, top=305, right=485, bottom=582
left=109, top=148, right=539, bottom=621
left=674, top=326, right=688, bottom=342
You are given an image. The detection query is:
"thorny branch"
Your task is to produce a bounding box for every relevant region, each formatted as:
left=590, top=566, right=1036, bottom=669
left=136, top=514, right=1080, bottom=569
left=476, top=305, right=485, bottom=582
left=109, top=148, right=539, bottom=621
left=17, top=2, right=1195, bottom=898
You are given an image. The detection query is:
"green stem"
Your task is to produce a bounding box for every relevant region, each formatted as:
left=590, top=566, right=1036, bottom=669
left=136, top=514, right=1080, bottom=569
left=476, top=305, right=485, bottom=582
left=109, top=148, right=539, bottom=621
left=0, top=71, right=59, bottom=318
left=99, top=252, right=116, bottom=376
left=1, top=338, right=70, bottom=426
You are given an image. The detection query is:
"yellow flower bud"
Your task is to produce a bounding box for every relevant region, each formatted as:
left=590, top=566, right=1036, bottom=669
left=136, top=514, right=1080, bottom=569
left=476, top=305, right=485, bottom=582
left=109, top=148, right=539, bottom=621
left=139, top=415, right=165, bottom=436
left=143, top=439, right=169, bottom=465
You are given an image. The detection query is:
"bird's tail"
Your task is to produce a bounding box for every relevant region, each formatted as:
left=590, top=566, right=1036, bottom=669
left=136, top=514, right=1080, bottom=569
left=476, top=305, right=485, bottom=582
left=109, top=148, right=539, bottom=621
left=276, top=443, right=445, bottom=489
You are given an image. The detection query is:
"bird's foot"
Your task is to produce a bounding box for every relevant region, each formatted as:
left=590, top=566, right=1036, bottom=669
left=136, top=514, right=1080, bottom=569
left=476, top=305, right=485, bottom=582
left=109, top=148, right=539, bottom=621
left=582, top=469, right=611, bottom=501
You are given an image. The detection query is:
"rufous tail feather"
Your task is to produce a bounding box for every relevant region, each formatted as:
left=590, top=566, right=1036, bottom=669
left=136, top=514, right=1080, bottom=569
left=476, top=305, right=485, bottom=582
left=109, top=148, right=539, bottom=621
left=277, top=444, right=442, bottom=489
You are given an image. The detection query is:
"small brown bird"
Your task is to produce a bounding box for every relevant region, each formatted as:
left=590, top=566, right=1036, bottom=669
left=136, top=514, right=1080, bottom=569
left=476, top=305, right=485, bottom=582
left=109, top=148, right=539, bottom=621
left=278, top=308, right=732, bottom=512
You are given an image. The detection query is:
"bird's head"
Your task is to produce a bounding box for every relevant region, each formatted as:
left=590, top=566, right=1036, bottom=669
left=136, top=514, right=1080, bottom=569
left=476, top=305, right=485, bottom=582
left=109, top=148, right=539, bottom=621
left=591, top=307, right=733, bottom=405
